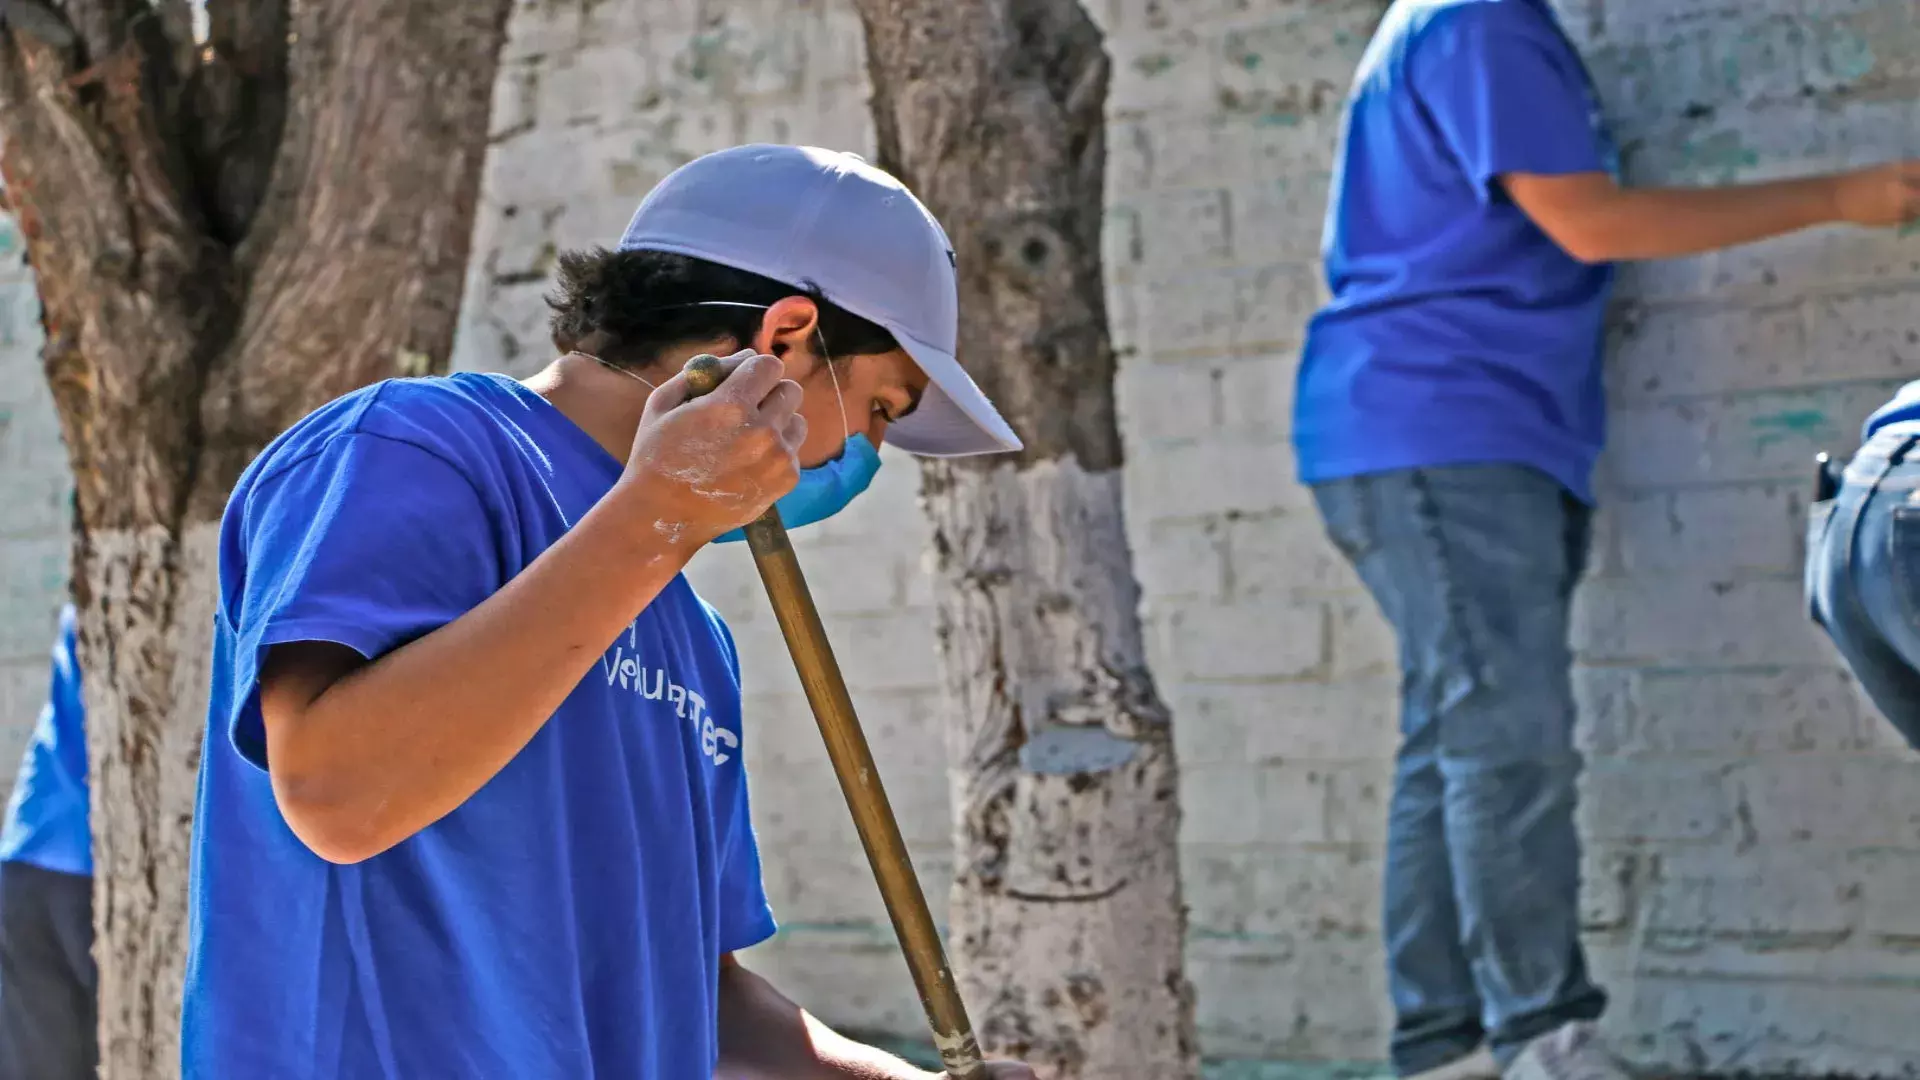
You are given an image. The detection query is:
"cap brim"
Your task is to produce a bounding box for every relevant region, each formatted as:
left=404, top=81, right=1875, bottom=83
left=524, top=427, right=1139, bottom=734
left=882, top=323, right=1023, bottom=457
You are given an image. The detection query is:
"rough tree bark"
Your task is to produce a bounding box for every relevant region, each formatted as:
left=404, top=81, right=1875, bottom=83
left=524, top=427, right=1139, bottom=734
left=0, top=0, right=512, bottom=1074
left=853, top=4, right=1199, bottom=1078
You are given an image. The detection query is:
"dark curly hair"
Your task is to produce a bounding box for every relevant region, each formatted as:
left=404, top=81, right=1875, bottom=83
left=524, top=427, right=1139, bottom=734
left=545, top=247, right=899, bottom=369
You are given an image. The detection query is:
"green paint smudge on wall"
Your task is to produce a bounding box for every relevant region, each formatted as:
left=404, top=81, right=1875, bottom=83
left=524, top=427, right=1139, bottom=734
left=1678, top=130, right=1760, bottom=183
left=1826, top=28, right=1875, bottom=83
left=683, top=29, right=731, bottom=82
left=1751, top=408, right=1832, bottom=452
left=1133, top=52, right=1175, bottom=77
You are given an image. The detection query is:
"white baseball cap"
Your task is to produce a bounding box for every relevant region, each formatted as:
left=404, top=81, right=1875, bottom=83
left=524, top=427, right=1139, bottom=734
left=617, top=144, right=1022, bottom=457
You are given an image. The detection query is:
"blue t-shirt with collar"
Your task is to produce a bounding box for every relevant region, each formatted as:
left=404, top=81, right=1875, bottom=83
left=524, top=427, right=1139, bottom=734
left=1296, top=0, right=1619, bottom=503
left=0, top=603, right=90, bottom=878
left=183, top=372, right=775, bottom=1079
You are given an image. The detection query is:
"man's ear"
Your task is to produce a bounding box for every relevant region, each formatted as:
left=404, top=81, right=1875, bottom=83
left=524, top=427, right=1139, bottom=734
left=754, top=296, right=820, bottom=361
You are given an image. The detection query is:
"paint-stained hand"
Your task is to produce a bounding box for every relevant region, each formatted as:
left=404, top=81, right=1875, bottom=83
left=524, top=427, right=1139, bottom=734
left=1830, top=160, right=1920, bottom=228
left=615, top=349, right=806, bottom=546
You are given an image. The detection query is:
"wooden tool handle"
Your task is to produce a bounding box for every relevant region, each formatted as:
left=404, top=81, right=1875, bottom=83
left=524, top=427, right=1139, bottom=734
left=674, top=353, right=990, bottom=1080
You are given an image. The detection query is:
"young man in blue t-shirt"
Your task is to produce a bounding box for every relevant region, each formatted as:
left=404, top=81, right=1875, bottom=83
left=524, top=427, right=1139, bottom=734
left=1299, top=3, right=1920, bottom=1080
left=184, top=145, right=1034, bottom=1079
left=0, top=605, right=96, bottom=1080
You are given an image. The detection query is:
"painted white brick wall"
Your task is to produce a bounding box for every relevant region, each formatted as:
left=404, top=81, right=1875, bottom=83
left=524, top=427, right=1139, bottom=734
left=445, top=0, right=1920, bottom=1071
left=0, top=0, right=1909, bottom=1071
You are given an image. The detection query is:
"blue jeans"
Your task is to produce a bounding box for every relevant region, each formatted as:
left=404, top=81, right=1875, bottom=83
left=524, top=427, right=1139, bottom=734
left=1313, top=465, right=1607, bottom=1075
left=1806, top=430, right=1920, bottom=751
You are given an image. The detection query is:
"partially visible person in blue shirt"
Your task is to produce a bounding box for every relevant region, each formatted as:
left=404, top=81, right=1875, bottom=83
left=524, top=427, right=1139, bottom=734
left=1298, top=0, right=1618, bottom=501
left=0, top=603, right=99, bottom=1080
left=183, top=145, right=1036, bottom=1080
left=1806, top=382, right=1920, bottom=752
left=1298, top=4, right=1920, bottom=1080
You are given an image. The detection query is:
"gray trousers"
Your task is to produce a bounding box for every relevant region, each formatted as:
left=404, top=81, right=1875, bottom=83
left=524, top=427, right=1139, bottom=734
left=0, top=860, right=97, bottom=1080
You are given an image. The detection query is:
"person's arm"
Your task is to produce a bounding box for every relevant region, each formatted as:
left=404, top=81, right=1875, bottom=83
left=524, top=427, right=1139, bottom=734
left=1502, top=162, right=1920, bottom=264
left=259, top=497, right=691, bottom=863
left=1409, top=6, right=1920, bottom=262
left=260, top=353, right=804, bottom=864
left=715, top=956, right=1034, bottom=1080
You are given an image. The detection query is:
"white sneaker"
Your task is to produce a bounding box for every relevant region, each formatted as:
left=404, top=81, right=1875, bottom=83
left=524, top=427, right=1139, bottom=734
left=1407, top=1047, right=1501, bottom=1080
left=1504, top=1022, right=1632, bottom=1080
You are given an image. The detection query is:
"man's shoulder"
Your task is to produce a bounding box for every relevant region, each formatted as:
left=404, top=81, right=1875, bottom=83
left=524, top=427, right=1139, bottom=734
left=1865, top=379, right=1920, bottom=439
left=349, top=373, right=522, bottom=451
left=1394, top=0, right=1563, bottom=52
left=238, top=375, right=515, bottom=494
left=1358, top=0, right=1553, bottom=103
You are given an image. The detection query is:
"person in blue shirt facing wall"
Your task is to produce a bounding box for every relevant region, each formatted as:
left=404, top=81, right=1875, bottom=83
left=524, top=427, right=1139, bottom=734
left=0, top=604, right=97, bottom=1080
left=183, top=144, right=1036, bottom=1080
left=1298, top=3, right=1920, bottom=1080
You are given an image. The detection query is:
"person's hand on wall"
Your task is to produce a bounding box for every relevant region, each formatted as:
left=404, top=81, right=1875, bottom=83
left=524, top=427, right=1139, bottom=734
left=1829, top=160, right=1920, bottom=228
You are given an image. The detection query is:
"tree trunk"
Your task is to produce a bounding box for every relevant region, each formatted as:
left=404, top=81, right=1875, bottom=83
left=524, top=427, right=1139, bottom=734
left=0, top=1, right=512, bottom=1074
left=853, top=4, right=1199, bottom=1077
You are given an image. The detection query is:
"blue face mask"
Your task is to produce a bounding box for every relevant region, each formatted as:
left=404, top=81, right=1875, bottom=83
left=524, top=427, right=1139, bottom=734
left=710, top=431, right=882, bottom=543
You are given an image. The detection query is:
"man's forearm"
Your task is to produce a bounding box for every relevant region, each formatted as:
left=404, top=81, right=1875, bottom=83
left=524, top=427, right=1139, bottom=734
left=262, top=489, right=695, bottom=863
left=1588, top=178, right=1840, bottom=260
left=1503, top=171, right=1843, bottom=263
left=716, top=959, right=932, bottom=1080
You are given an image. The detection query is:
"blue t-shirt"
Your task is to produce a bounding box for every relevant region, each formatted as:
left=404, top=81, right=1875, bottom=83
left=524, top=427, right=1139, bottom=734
left=0, top=604, right=90, bottom=877
left=1296, top=0, right=1619, bottom=503
left=183, top=373, right=776, bottom=1079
